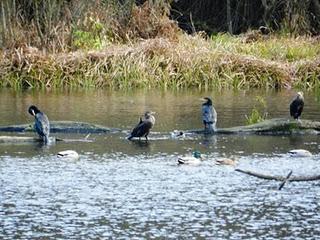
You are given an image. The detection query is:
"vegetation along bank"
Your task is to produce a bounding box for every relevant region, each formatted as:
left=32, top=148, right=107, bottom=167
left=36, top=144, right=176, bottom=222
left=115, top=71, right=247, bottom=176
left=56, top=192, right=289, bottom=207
left=0, top=1, right=319, bottom=90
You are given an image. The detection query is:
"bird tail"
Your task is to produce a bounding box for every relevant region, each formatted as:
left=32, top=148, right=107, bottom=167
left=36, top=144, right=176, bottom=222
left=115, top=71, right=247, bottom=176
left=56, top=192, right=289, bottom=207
left=127, top=134, right=133, bottom=140
left=177, top=158, right=185, bottom=164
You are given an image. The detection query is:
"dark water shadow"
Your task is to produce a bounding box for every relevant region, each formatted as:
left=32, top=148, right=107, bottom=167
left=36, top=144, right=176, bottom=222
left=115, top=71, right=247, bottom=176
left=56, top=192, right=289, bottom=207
left=129, top=139, right=151, bottom=148
left=200, top=135, right=218, bottom=147
left=32, top=138, right=56, bottom=153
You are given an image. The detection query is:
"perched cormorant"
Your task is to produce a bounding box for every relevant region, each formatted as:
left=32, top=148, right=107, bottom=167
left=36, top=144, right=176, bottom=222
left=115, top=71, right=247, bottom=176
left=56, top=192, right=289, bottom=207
left=127, top=111, right=155, bottom=141
left=178, top=151, right=202, bottom=165
left=28, top=105, right=50, bottom=143
left=202, top=97, right=217, bottom=132
left=290, top=92, right=304, bottom=120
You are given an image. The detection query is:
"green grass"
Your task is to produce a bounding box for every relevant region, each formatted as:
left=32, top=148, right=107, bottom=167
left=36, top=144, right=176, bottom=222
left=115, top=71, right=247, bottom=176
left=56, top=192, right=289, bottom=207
left=210, top=34, right=320, bottom=62
left=245, top=96, right=268, bottom=125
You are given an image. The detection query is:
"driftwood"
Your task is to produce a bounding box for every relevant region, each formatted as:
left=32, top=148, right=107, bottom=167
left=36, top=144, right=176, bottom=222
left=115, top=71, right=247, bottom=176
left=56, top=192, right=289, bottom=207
left=188, top=118, right=320, bottom=135
left=0, top=135, right=93, bottom=144
left=278, top=170, right=293, bottom=190
left=0, top=136, right=44, bottom=143
left=236, top=168, right=320, bottom=182
left=0, top=121, right=121, bottom=134
left=0, top=119, right=319, bottom=142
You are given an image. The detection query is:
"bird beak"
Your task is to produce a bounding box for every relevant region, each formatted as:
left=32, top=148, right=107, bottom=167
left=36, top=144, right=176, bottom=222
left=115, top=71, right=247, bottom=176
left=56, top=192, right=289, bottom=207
left=31, top=110, right=35, bottom=116
left=199, top=98, right=206, bottom=102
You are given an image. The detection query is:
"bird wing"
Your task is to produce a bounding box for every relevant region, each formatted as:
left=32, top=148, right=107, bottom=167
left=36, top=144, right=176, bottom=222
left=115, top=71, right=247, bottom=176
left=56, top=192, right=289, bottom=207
left=297, top=101, right=304, bottom=115
left=212, top=107, right=217, bottom=125
left=129, top=120, right=153, bottom=138
left=35, top=113, right=50, bottom=137
left=202, top=105, right=210, bottom=123
left=202, top=105, right=216, bottom=124
left=290, top=98, right=304, bottom=117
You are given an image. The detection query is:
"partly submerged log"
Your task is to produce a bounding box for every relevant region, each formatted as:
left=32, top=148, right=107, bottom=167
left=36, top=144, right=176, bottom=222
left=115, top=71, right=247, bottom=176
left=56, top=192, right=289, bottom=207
left=188, top=118, right=320, bottom=135
left=0, top=118, right=319, bottom=136
left=0, top=121, right=121, bottom=134
left=235, top=168, right=320, bottom=182
left=0, top=136, right=43, bottom=143
left=0, top=135, right=93, bottom=144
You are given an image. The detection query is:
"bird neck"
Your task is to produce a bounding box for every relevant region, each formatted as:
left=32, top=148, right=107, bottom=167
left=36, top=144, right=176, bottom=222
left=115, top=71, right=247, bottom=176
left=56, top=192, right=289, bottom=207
left=148, top=115, right=155, bottom=124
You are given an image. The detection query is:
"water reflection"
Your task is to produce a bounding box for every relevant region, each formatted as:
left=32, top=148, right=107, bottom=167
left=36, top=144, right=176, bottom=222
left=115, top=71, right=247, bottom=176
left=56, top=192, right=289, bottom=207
left=129, top=139, right=151, bottom=148
left=0, top=89, right=319, bottom=130
left=0, top=89, right=320, bottom=239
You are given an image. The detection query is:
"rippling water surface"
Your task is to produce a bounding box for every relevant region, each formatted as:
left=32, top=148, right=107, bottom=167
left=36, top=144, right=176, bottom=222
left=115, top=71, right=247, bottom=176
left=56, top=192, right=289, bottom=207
left=0, top=89, right=320, bottom=239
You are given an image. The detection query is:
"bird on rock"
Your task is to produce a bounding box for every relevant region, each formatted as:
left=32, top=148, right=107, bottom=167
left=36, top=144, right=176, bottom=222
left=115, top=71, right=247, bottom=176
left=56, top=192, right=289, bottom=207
left=201, top=97, right=217, bottom=133
left=127, top=111, right=156, bottom=141
left=290, top=92, right=304, bottom=120
left=28, top=105, right=50, bottom=144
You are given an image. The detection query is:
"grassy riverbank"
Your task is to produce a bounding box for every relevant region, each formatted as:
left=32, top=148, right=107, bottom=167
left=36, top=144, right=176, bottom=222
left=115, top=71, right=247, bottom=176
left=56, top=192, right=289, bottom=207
left=1, top=1, right=319, bottom=91
left=1, top=33, right=320, bottom=90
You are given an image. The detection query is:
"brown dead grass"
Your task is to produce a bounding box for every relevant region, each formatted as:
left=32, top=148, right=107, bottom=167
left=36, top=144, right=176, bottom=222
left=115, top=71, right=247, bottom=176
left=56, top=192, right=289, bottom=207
left=0, top=34, right=319, bottom=90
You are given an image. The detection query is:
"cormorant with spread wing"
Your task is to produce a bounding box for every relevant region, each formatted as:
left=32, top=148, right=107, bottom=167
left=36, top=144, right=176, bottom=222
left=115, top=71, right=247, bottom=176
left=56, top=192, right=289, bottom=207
left=201, top=97, right=217, bottom=132
left=127, top=111, right=155, bottom=141
left=28, top=105, right=50, bottom=143
left=290, top=92, right=304, bottom=120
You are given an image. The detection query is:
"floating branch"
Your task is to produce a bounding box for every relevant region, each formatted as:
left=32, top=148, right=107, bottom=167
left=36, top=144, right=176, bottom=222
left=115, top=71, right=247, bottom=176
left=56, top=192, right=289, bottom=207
left=235, top=168, right=320, bottom=182
left=278, top=170, right=293, bottom=190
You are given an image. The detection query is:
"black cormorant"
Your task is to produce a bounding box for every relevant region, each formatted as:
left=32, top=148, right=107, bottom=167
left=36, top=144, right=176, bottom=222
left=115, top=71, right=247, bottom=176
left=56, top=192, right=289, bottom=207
left=290, top=92, right=304, bottom=120
left=127, top=111, right=155, bottom=141
left=28, top=105, right=50, bottom=143
left=201, top=97, right=217, bottom=132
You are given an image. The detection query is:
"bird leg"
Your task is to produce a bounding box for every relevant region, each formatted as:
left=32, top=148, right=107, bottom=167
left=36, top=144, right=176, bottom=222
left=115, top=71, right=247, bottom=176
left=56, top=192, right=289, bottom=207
left=204, top=123, right=215, bottom=134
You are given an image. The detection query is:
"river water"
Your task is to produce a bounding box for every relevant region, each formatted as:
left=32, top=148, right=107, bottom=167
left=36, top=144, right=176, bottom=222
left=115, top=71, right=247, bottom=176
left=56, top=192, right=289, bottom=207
left=0, top=89, right=320, bottom=239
